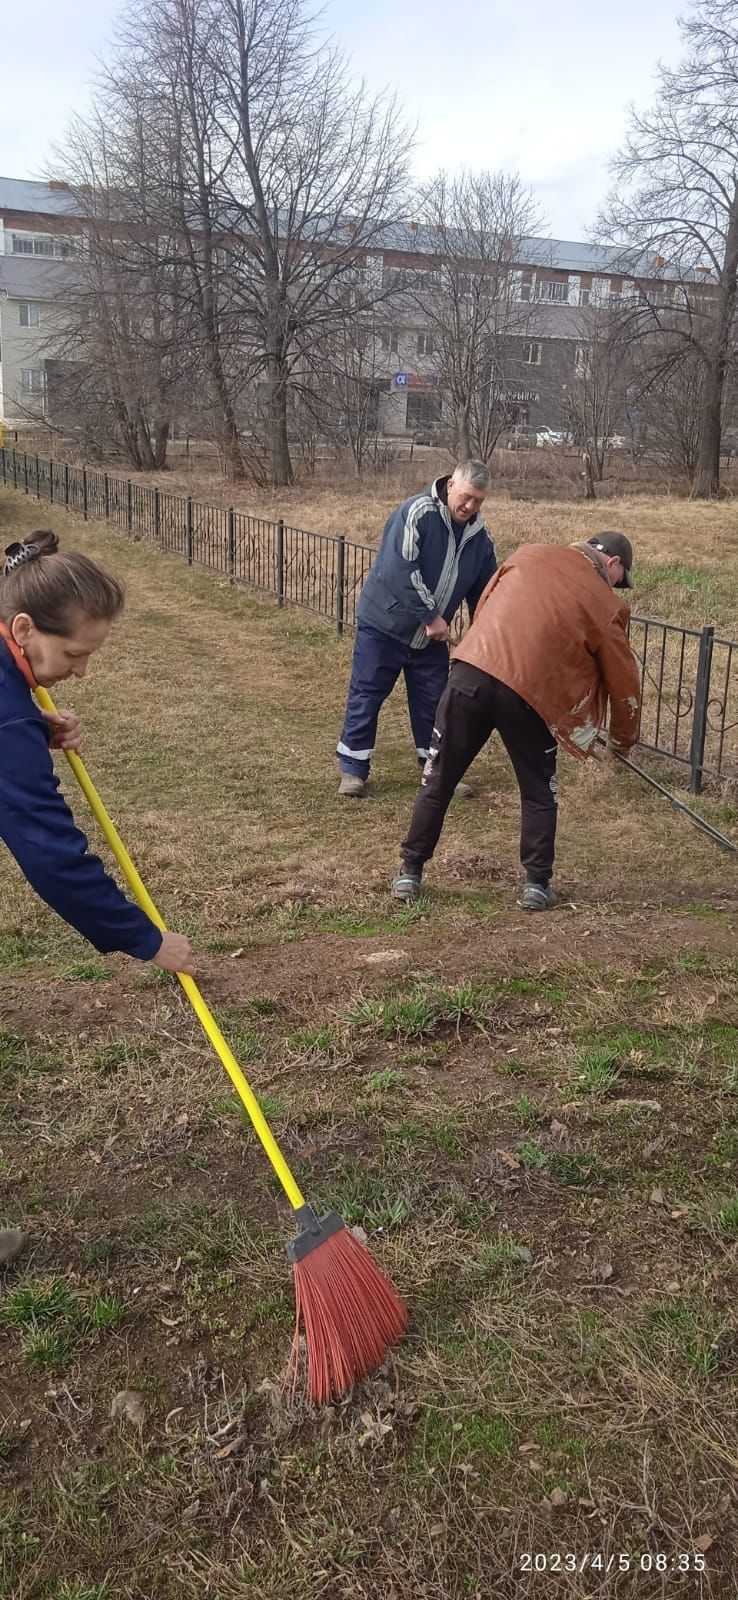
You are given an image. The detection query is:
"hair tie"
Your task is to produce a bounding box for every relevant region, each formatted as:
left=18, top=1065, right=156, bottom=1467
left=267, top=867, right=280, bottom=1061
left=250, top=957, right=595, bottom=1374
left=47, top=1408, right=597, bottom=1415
left=3, top=542, right=42, bottom=576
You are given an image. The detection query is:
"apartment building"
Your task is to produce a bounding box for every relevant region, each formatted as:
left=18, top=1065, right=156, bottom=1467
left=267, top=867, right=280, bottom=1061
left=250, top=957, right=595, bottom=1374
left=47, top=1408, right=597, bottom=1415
left=0, top=175, right=694, bottom=439
left=0, top=177, right=78, bottom=424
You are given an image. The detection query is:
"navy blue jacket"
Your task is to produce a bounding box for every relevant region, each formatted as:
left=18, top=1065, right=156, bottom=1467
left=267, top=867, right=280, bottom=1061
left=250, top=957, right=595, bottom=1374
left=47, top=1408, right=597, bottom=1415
left=357, top=476, right=497, bottom=648
left=0, top=641, right=161, bottom=959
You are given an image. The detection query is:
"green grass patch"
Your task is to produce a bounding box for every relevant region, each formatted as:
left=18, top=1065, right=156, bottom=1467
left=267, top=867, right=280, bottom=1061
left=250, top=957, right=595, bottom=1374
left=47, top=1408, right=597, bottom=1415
left=347, top=978, right=496, bottom=1041
left=716, top=1195, right=738, bottom=1237
left=646, top=1299, right=721, bottom=1377
left=414, top=1406, right=515, bottom=1472
left=57, top=960, right=110, bottom=981
left=321, top=1162, right=412, bottom=1231
left=574, top=1044, right=621, bottom=1095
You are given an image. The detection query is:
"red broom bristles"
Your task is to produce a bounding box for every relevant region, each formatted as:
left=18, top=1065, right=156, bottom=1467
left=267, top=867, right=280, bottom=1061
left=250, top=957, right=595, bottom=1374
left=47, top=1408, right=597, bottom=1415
left=287, top=1225, right=408, bottom=1405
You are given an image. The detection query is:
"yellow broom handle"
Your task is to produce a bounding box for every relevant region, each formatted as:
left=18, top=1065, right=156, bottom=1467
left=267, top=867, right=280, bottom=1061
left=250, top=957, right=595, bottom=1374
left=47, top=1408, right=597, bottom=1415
left=35, top=684, right=305, bottom=1212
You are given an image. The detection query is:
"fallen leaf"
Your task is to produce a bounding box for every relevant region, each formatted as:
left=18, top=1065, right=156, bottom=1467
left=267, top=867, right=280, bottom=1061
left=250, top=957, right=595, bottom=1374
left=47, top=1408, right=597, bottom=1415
left=495, top=1148, right=520, bottom=1169
left=693, top=1533, right=714, bottom=1553
left=229, top=948, right=245, bottom=959
left=111, top=1389, right=145, bottom=1429
left=550, top=1487, right=568, bottom=1509
left=214, top=1436, right=246, bottom=1459
left=650, top=1188, right=665, bottom=1207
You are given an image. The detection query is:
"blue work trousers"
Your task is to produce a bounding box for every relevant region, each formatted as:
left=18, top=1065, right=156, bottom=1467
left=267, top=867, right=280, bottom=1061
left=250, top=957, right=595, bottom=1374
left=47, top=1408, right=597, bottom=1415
left=337, top=623, right=450, bottom=780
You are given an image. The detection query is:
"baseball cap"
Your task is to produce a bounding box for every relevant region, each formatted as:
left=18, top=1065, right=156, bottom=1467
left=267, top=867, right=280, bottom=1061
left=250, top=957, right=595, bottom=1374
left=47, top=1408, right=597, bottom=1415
left=587, top=532, right=633, bottom=589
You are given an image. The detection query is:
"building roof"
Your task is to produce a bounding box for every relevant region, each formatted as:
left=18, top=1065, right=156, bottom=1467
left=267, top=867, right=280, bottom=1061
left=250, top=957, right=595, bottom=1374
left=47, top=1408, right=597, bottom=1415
left=0, top=174, right=703, bottom=284
left=0, top=175, right=81, bottom=218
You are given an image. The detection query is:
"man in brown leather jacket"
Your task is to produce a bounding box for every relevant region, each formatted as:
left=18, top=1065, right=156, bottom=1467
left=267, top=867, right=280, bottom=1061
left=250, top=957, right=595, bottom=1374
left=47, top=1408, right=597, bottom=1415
left=392, top=532, right=641, bottom=911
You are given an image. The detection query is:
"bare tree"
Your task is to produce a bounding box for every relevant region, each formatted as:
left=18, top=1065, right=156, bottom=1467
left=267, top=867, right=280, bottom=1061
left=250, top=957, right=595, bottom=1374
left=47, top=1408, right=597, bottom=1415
left=207, top=0, right=410, bottom=484
left=49, top=82, right=193, bottom=470
left=563, top=300, right=630, bottom=492
left=600, top=0, right=738, bottom=498
left=411, top=171, right=541, bottom=459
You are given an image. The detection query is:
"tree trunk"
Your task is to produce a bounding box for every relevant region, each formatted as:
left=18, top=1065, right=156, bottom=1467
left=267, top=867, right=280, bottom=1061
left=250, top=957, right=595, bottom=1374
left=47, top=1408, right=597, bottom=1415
left=154, top=419, right=170, bottom=471
left=693, top=183, right=738, bottom=499
left=457, top=400, right=472, bottom=459
left=693, top=364, right=722, bottom=498
left=582, top=449, right=596, bottom=500
left=266, top=342, right=293, bottom=486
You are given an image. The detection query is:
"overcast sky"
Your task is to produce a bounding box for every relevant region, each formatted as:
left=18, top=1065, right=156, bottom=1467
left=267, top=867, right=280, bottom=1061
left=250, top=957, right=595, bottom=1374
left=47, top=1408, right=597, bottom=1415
left=1, top=0, right=685, bottom=239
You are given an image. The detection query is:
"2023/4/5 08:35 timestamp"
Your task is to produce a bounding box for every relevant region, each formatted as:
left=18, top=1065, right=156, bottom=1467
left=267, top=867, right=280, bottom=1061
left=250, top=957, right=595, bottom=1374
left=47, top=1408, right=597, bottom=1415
left=519, top=1553, right=707, bottom=1575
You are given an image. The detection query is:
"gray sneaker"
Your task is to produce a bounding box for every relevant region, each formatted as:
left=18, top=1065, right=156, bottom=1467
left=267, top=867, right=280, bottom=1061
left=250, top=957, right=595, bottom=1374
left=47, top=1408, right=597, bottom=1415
left=0, top=1228, right=26, bottom=1268
left=338, top=774, right=367, bottom=798
left=454, top=781, right=474, bottom=799
left=517, top=883, right=557, bottom=912
left=392, top=868, right=423, bottom=903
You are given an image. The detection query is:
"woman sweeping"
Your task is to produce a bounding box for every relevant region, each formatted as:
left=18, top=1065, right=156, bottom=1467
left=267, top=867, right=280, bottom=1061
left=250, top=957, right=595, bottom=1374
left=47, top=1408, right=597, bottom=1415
left=0, top=529, right=195, bottom=1269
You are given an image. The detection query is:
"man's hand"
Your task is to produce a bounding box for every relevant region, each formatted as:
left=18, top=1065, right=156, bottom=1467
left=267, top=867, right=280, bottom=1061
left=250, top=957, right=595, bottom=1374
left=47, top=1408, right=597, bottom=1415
left=43, top=709, right=84, bottom=755
left=426, top=615, right=450, bottom=642
left=152, top=931, right=197, bottom=977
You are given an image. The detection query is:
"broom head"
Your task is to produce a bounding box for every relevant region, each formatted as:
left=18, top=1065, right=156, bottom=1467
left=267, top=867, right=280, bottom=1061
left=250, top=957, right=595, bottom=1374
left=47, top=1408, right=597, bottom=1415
left=285, top=1204, right=408, bottom=1405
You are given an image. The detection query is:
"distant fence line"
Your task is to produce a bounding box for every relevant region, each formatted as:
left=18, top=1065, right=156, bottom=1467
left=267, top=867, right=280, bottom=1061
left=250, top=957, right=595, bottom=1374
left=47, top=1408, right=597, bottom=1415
left=2, top=444, right=737, bottom=795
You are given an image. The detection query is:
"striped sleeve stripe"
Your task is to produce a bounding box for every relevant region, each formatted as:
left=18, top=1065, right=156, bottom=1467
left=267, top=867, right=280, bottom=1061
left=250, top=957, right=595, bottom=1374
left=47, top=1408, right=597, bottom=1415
left=401, top=497, right=434, bottom=561
left=410, top=569, right=437, bottom=610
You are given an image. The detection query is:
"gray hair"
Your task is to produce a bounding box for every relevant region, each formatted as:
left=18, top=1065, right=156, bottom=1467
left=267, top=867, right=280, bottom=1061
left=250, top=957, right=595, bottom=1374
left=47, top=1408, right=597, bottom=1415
left=452, top=459, right=491, bottom=490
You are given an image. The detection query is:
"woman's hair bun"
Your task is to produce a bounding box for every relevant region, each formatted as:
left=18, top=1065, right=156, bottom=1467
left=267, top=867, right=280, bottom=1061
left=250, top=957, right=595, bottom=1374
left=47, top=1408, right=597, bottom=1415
left=3, top=530, right=59, bottom=575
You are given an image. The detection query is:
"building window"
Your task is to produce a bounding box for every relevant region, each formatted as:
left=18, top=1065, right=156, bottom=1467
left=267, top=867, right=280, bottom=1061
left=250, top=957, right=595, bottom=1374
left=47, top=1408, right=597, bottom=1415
left=519, top=272, right=534, bottom=302
left=536, top=279, right=569, bottom=302
left=406, top=393, right=442, bottom=430
left=12, top=232, right=71, bottom=259
left=579, top=287, right=590, bottom=307
left=20, top=368, right=45, bottom=394
left=523, top=342, right=542, bottom=366
left=417, top=331, right=434, bottom=356
left=382, top=328, right=399, bottom=354
left=574, top=345, right=589, bottom=375
left=19, top=303, right=41, bottom=328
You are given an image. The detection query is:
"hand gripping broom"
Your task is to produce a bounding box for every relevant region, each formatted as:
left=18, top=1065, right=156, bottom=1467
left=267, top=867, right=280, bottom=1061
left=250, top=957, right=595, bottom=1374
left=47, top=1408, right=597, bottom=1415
left=34, top=679, right=408, bottom=1403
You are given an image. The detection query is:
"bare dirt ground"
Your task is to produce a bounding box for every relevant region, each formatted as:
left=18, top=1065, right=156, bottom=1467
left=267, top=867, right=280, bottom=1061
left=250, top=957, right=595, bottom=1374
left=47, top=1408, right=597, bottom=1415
left=1, top=490, right=738, bottom=1600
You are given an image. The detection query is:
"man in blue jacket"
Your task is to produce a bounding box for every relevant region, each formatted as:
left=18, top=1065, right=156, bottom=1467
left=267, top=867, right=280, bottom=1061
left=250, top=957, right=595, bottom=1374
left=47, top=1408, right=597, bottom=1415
left=336, top=461, right=496, bottom=796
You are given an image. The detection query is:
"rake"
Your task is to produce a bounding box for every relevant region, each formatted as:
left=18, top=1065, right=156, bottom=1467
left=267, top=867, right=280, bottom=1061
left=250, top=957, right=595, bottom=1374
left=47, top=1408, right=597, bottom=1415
left=33, top=675, right=407, bottom=1403
left=600, top=738, right=737, bottom=853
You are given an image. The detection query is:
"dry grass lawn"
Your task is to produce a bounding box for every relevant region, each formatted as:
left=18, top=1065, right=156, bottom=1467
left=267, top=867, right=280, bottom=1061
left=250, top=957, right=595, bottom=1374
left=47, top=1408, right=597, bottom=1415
left=1, top=487, right=738, bottom=1599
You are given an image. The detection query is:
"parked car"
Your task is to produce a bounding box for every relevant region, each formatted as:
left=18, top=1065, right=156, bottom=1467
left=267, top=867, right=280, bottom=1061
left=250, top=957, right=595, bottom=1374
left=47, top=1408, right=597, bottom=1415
left=535, top=426, right=566, bottom=447
left=505, top=425, right=541, bottom=451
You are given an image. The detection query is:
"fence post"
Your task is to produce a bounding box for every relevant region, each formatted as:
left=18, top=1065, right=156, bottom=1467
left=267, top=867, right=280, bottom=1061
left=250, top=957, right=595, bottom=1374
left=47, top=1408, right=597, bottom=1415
left=689, top=625, right=715, bottom=795
left=127, top=480, right=132, bottom=533
left=35, top=454, right=40, bottom=499
left=276, top=518, right=285, bottom=605
left=64, top=462, right=69, bottom=509
left=50, top=458, right=54, bottom=504
left=227, top=507, right=235, bottom=583
left=1, top=449, right=5, bottom=486
left=104, top=473, right=110, bottom=522
left=154, top=486, right=160, bottom=543
left=336, top=535, right=346, bottom=636
left=186, top=496, right=193, bottom=565
left=13, top=451, right=17, bottom=491
left=82, top=466, right=88, bottom=521
left=24, top=452, right=28, bottom=495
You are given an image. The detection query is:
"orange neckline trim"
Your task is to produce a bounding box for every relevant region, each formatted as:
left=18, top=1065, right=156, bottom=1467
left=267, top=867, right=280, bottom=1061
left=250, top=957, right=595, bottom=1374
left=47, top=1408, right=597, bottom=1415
left=0, top=619, right=38, bottom=691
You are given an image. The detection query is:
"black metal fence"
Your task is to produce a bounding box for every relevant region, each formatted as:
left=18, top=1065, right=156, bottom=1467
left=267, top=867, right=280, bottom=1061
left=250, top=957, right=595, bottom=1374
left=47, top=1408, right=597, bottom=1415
left=2, top=444, right=737, bottom=793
